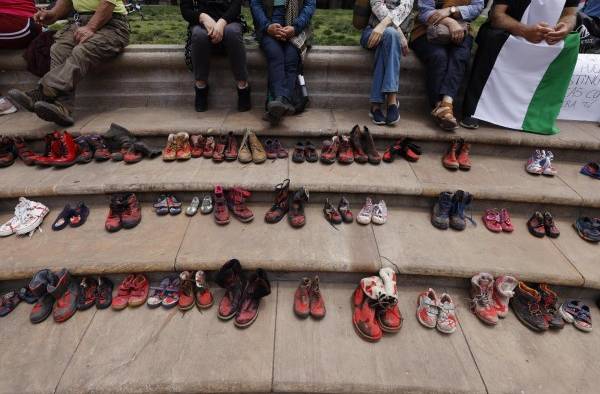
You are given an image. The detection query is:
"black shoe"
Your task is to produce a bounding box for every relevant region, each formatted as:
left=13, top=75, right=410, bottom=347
left=34, top=100, right=74, bottom=127
left=267, top=96, right=294, bottom=121
left=7, top=87, right=49, bottom=112
left=195, top=85, right=209, bottom=112
left=459, top=116, right=480, bottom=129
left=369, top=107, right=386, bottom=125
left=237, top=85, right=251, bottom=112
left=510, top=282, right=549, bottom=332
left=386, top=103, right=400, bottom=125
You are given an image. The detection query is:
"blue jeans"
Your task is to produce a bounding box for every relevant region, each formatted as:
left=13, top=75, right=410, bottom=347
left=361, top=26, right=402, bottom=104
left=260, top=34, right=300, bottom=100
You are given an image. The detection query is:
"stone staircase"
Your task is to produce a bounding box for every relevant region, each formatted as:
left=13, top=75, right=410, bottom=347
left=1, top=45, right=600, bottom=393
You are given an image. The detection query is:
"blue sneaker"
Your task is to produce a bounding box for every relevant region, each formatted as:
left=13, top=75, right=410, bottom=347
left=386, top=103, right=400, bottom=125
left=369, top=107, right=386, bottom=125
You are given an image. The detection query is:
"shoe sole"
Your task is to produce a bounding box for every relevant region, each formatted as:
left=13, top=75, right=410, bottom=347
left=559, top=305, right=575, bottom=323
left=527, top=226, right=545, bottom=238
left=215, top=218, right=231, bottom=225
left=111, top=303, right=128, bottom=311
left=218, top=311, right=237, bottom=320
left=294, top=309, right=310, bottom=319
left=443, top=162, right=460, bottom=170
left=234, top=310, right=259, bottom=328
left=34, top=101, right=74, bottom=127
left=178, top=302, right=195, bottom=311
left=0, top=107, right=17, bottom=115
left=386, top=116, right=400, bottom=126
left=459, top=120, right=479, bottom=129
left=196, top=300, right=214, bottom=310
left=121, top=221, right=141, bottom=230
left=368, top=112, right=386, bottom=126
left=459, top=165, right=471, bottom=171
left=267, top=102, right=287, bottom=120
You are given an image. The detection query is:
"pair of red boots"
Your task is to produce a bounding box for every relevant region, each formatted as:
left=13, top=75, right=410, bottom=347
left=31, top=130, right=80, bottom=167
left=383, top=138, right=422, bottom=162
left=352, top=268, right=403, bottom=342
left=105, top=193, right=142, bottom=232
left=442, top=138, right=471, bottom=170
left=293, top=276, right=326, bottom=319
left=213, top=185, right=254, bottom=225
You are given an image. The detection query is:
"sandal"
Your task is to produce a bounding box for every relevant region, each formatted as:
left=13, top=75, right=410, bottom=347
left=69, top=202, right=90, bottom=227
left=0, top=290, right=21, bottom=317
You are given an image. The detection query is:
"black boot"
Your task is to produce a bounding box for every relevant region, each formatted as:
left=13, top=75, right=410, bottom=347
left=234, top=269, right=271, bottom=328
left=195, top=85, right=209, bottom=112
left=215, top=259, right=245, bottom=320
left=237, top=85, right=252, bottom=112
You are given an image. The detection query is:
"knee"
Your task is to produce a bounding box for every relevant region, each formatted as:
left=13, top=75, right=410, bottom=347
left=427, top=50, right=448, bottom=67
left=223, top=24, right=242, bottom=42
left=382, top=27, right=401, bottom=43
left=191, top=26, right=209, bottom=43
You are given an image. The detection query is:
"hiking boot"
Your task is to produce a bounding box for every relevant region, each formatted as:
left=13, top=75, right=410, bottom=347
left=0, top=136, right=16, bottom=168
left=34, top=99, right=74, bottom=127
left=543, top=211, right=560, bottom=238
left=227, top=187, right=254, bottom=222
left=105, top=194, right=125, bottom=232
left=7, top=86, right=49, bottom=112
left=352, top=285, right=382, bottom=342
left=190, top=135, right=205, bottom=158
left=175, top=132, right=191, bottom=160
left=53, top=279, right=80, bottom=323
left=29, top=269, right=58, bottom=324
left=288, top=187, right=309, bottom=228
left=511, top=282, right=549, bottom=331
left=292, top=141, right=305, bottom=163
left=450, top=190, right=472, bottom=231
left=121, top=193, right=142, bottom=229
left=265, top=179, right=290, bottom=223
left=320, top=136, right=339, bottom=164
left=437, top=293, right=458, bottom=334
left=224, top=131, right=238, bottom=161
left=309, top=276, right=326, bottom=319
left=203, top=136, right=215, bottom=158
left=195, top=85, right=209, bottom=112
left=536, top=284, right=565, bottom=329
left=51, top=131, right=79, bottom=167
left=457, top=139, right=471, bottom=170
left=362, top=126, right=381, bottom=164
left=86, top=135, right=110, bottom=161
left=32, top=131, right=61, bottom=166
left=399, top=139, right=422, bottom=162
left=178, top=271, right=195, bottom=311
left=213, top=184, right=230, bottom=225
left=237, top=130, right=252, bottom=163
left=470, top=273, right=498, bottom=325
left=323, top=198, right=342, bottom=224
left=215, top=259, right=245, bottom=320
left=432, top=101, right=458, bottom=131
left=338, top=197, right=353, bottom=223
left=162, top=134, right=177, bottom=161
left=416, top=288, right=439, bottom=328
left=13, top=137, right=36, bottom=165
left=527, top=211, right=546, bottom=238
left=294, top=277, right=311, bottom=318
left=194, top=270, right=214, bottom=309
left=350, top=125, right=368, bottom=164
left=235, top=269, right=271, bottom=328
left=75, top=136, right=93, bottom=164
left=77, top=277, right=98, bottom=311
left=338, top=135, right=354, bottom=164
left=431, top=192, right=453, bottom=230
left=237, top=85, right=251, bottom=112
left=442, top=140, right=459, bottom=169
left=212, top=136, right=226, bottom=162
left=492, top=275, right=517, bottom=318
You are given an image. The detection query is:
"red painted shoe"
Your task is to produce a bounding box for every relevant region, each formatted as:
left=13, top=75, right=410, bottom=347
left=13, top=137, right=37, bottom=166
left=213, top=185, right=230, bottom=225
left=382, top=139, right=403, bottom=163
left=190, top=134, right=205, bottom=158
left=470, top=273, right=498, bottom=325
left=288, top=187, right=309, bottom=228
left=234, top=269, right=271, bottom=328
left=128, top=274, right=149, bottom=307
left=500, top=208, right=514, bottom=233
left=323, top=199, right=342, bottom=224
left=203, top=136, right=215, bottom=158
left=212, top=136, right=226, bottom=163
left=442, top=140, right=459, bottom=170
left=293, top=277, right=311, bottom=318
left=178, top=271, right=195, bottom=311
left=175, top=132, right=192, bottom=161
left=123, top=146, right=143, bottom=164
left=105, top=194, right=125, bottom=233
left=53, top=280, right=80, bottom=323
left=352, top=285, right=382, bottom=342
left=320, top=135, right=339, bottom=164
left=309, top=276, right=326, bottom=319
left=457, top=138, right=471, bottom=170
left=337, top=135, right=354, bottom=164
left=121, top=193, right=142, bottom=229
left=224, top=131, right=238, bottom=161
left=350, top=125, right=368, bottom=164
left=400, top=139, right=422, bottom=162
left=226, top=187, right=254, bottom=222
left=215, top=259, right=244, bottom=319
left=51, top=131, right=79, bottom=167
left=482, top=208, right=502, bottom=233
left=77, top=277, right=98, bottom=311
left=194, top=270, right=214, bottom=309
left=111, top=274, right=135, bottom=310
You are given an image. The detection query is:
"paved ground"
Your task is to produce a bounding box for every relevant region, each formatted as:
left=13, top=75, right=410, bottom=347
left=0, top=282, right=597, bottom=393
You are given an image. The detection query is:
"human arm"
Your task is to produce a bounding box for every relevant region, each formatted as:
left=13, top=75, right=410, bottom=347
left=74, top=0, right=115, bottom=44
left=33, top=0, right=73, bottom=26
left=180, top=0, right=208, bottom=25
left=428, top=0, right=483, bottom=25
left=292, top=0, right=317, bottom=35
left=438, top=16, right=465, bottom=44
left=372, top=0, right=412, bottom=28
left=250, top=0, right=271, bottom=34
left=545, top=7, right=577, bottom=45
left=490, top=4, right=553, bottom=43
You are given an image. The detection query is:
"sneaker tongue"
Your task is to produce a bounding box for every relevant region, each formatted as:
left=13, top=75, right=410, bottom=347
left=479, top=279, right=491, bottom=291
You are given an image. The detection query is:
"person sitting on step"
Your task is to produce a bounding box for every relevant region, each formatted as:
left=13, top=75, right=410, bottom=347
left=250, top=0, right=316, bottom=125
left=410, top=0, right=484, bottom=131
left=0, top=0, right=42, bottom=50
left=7, top=0, right=130, bottom=127
left=361, top=0, right=413, bottom=127
left=180, top=0, right=251, bottom=112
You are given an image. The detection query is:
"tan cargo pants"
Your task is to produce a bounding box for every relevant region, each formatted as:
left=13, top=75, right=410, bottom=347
left=40, top=14, right=129, bottom=98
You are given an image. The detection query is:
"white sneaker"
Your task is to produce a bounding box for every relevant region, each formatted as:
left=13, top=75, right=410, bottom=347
left=356, top=197, right=374, bottom=225
left=541, top=150, right=557, bottom=176
left=14, top=197, right=49, bottom=236
left=436, top=293, right=458, bottom=334
left=0, top=97, right=17, bottom=116
left=371, top=200, right=388, bottom=225
left=0, top=198, right=30, bottom=237
left=525, top=150, right=545, bottom=175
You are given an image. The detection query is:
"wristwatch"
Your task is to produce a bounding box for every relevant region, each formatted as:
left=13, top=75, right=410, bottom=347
left=450, top=6, right=457, bottom=15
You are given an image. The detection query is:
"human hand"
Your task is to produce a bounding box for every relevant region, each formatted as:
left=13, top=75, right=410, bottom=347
left=74, top=25, right=96, bottom=44
left=522, top=22, right=553, bottom=43
left=545, top=22, right=570, bottom=45
left=368, top=21, right=388, bottom=48
left=200, top=13, right=216, bottom=35
left=34, top=10, right=58, bottom=26
left=210, top=19, right=226, bottom=44
left=399, top=28, right=409, bottom=56
left=447, top=19, right=465, bottom=44
left=280, top=26, right=295, bottom=40
left=267, top=23, right=283, bottom=38
left=429, top=8, right=452, bottom=25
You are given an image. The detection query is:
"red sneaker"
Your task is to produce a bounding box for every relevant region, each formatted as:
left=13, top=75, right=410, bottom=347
left=288, top=187, right=309, bottom=228
left=190, top=135, right=204, bottom=158
left=309, top=276, right=326, bottom=319
left=111, top=274, right=135, bottom=310
left=400, top=139, right=422, bottom=162
left=224, top=131, right=238, bottom=161
left=457, top=139, right=471, bottom=170
left=121, top=193, right=142, bottom=229
left=13, top=137, right=37, bottom=165
left=337, top=135, right=354, bottom=164
left=227, top=187, right=254, bottom=222
left=123, top=146, right=143, bottom=164
left=178, top=271, right=195, bottom=311
left=382, top=139, right=402, bottom=163
left=500, top=208, right=514, bottom=232
left=323, top=199, right=342, bottom=224
left=128, top=274, right=149, bottom=307
left=352, top=285, right=382, bottom=342
left=482, top=208, right=502, bottom=233
left=320, top=136, right=339, bottom=164
left=212, top=136, right=226, bottom=163
left=442, top=140, right=459, bottom=170
left=203, top=136, right=215, bottom=158
left=194, top=270, right=214, bottom=309
left=105, top=194, right=125, bottom=233
left=176, top=132, right=192, bottom=161
left=213, top=185, right=230, bottom=225
left=294, top=277, right=311, bottom=318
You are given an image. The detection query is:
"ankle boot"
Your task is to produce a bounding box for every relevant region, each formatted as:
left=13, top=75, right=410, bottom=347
left=361, top=126, right=381, bottom=164
left=234, top=269, right=271, bottom=328
left=350, top=125, right=368, bottom=164
left=492, top=275, right=517, bottom=318
left=51, top=131, right=79, bottom=167
left=294, top=277, right=311, bottom=318
left=511, top=282, right=549, bottom=331
left=457, top=138, right=471, bottom=170
left=309, top=275, right=326, bottom=319
left=288, top=187, right=309, bottom=228
left=449, top=190, right=472, bottom=231
left=215, top=259, right=245, bottom=320
left=195, top=85, right=209, bottom=112
left=121, top=193, right=142, bottom=229
left=265, top=179, right=290, bottom=223
left=29, top=269, right=58, bottom=324
left=226, top=187, right=254, bottom=222
left=442, top=140, right=459, bottom=170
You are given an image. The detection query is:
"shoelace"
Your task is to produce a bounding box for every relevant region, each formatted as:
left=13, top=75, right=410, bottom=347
left=360, top=198, right=373, bottom=216
left=473, top=290, right=493, bottom=308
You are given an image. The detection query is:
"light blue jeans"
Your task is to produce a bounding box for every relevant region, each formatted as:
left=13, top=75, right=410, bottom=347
left=360, top=26, right=402, bottom=104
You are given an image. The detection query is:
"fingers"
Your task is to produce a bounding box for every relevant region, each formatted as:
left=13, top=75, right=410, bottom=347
left=368, top=33, right=380, bottom=49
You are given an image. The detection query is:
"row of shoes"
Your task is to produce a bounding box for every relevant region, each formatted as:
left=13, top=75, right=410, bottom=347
left=431, top=190, right=473, bottom=231
left=352, top=268, right=402, bottom=342
left=319, top=126, right=381, bottom=165
left=0, top=197, right=49, bottom=237
left=416, top=288, right=458, bottom=334
left=147, top=271, right=214, bottom=310
left=52, top=202, right=89, bottom=231
left=527, top=210, right=560, bottom=238
left=105, top=193, right=142, bottom=232
left=442, top=138, right=471, bottom=170
left=526, top=149, right=557, bottom=176
left=383, top=138, right=422, bottom=163
left=573, top=216, right=600, bottom=242
left=293, top=276, right=326, bottom=319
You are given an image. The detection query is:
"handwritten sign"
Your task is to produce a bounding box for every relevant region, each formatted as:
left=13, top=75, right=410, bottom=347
left=558, top=54, right=600, bottom=122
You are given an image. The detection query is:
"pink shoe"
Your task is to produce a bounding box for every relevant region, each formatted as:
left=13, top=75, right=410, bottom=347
left=416, top=288, right=439, bottom=329
left=493, top=275, right=517, bottom=318
left=500, top=208, right=514, bottom=233
left=470, top=273, right=498, bottom=325
left=482, top=209, right=502, bottom=233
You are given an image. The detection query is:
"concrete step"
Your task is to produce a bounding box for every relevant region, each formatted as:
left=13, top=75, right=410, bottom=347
left=2, top=107, right=599, bottom=152
left=0, top=280, right=598, bottom=393
left=1, top=200, right=598, bottom=289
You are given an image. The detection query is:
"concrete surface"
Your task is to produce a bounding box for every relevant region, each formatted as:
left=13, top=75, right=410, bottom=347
left=0, top=280, right=598, bottom=393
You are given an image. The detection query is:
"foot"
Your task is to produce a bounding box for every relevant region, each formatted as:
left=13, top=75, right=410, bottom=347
left=460, top=116, right=480, bottom=129
left=7, top=87, right=48, bottom=112
left=237, top=85, right=251, bottom=112
left=195, top=85, right=209, bottom=112
left=369, top=107, right=386, bottom=125
left=267, top=96, right=294, bottom=122
left=432, top=102, right=459, bottom=131
left=0, top=97, right=17, bottom=115
left=33, top=101, right=74, bottom=127
left=386, top=102, right=400, bottom=125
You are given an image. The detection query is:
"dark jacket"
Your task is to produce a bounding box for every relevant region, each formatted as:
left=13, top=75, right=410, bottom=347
left=180, top=0, right=242, bottom=25
left=250, top=0, right=316, bottom=37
